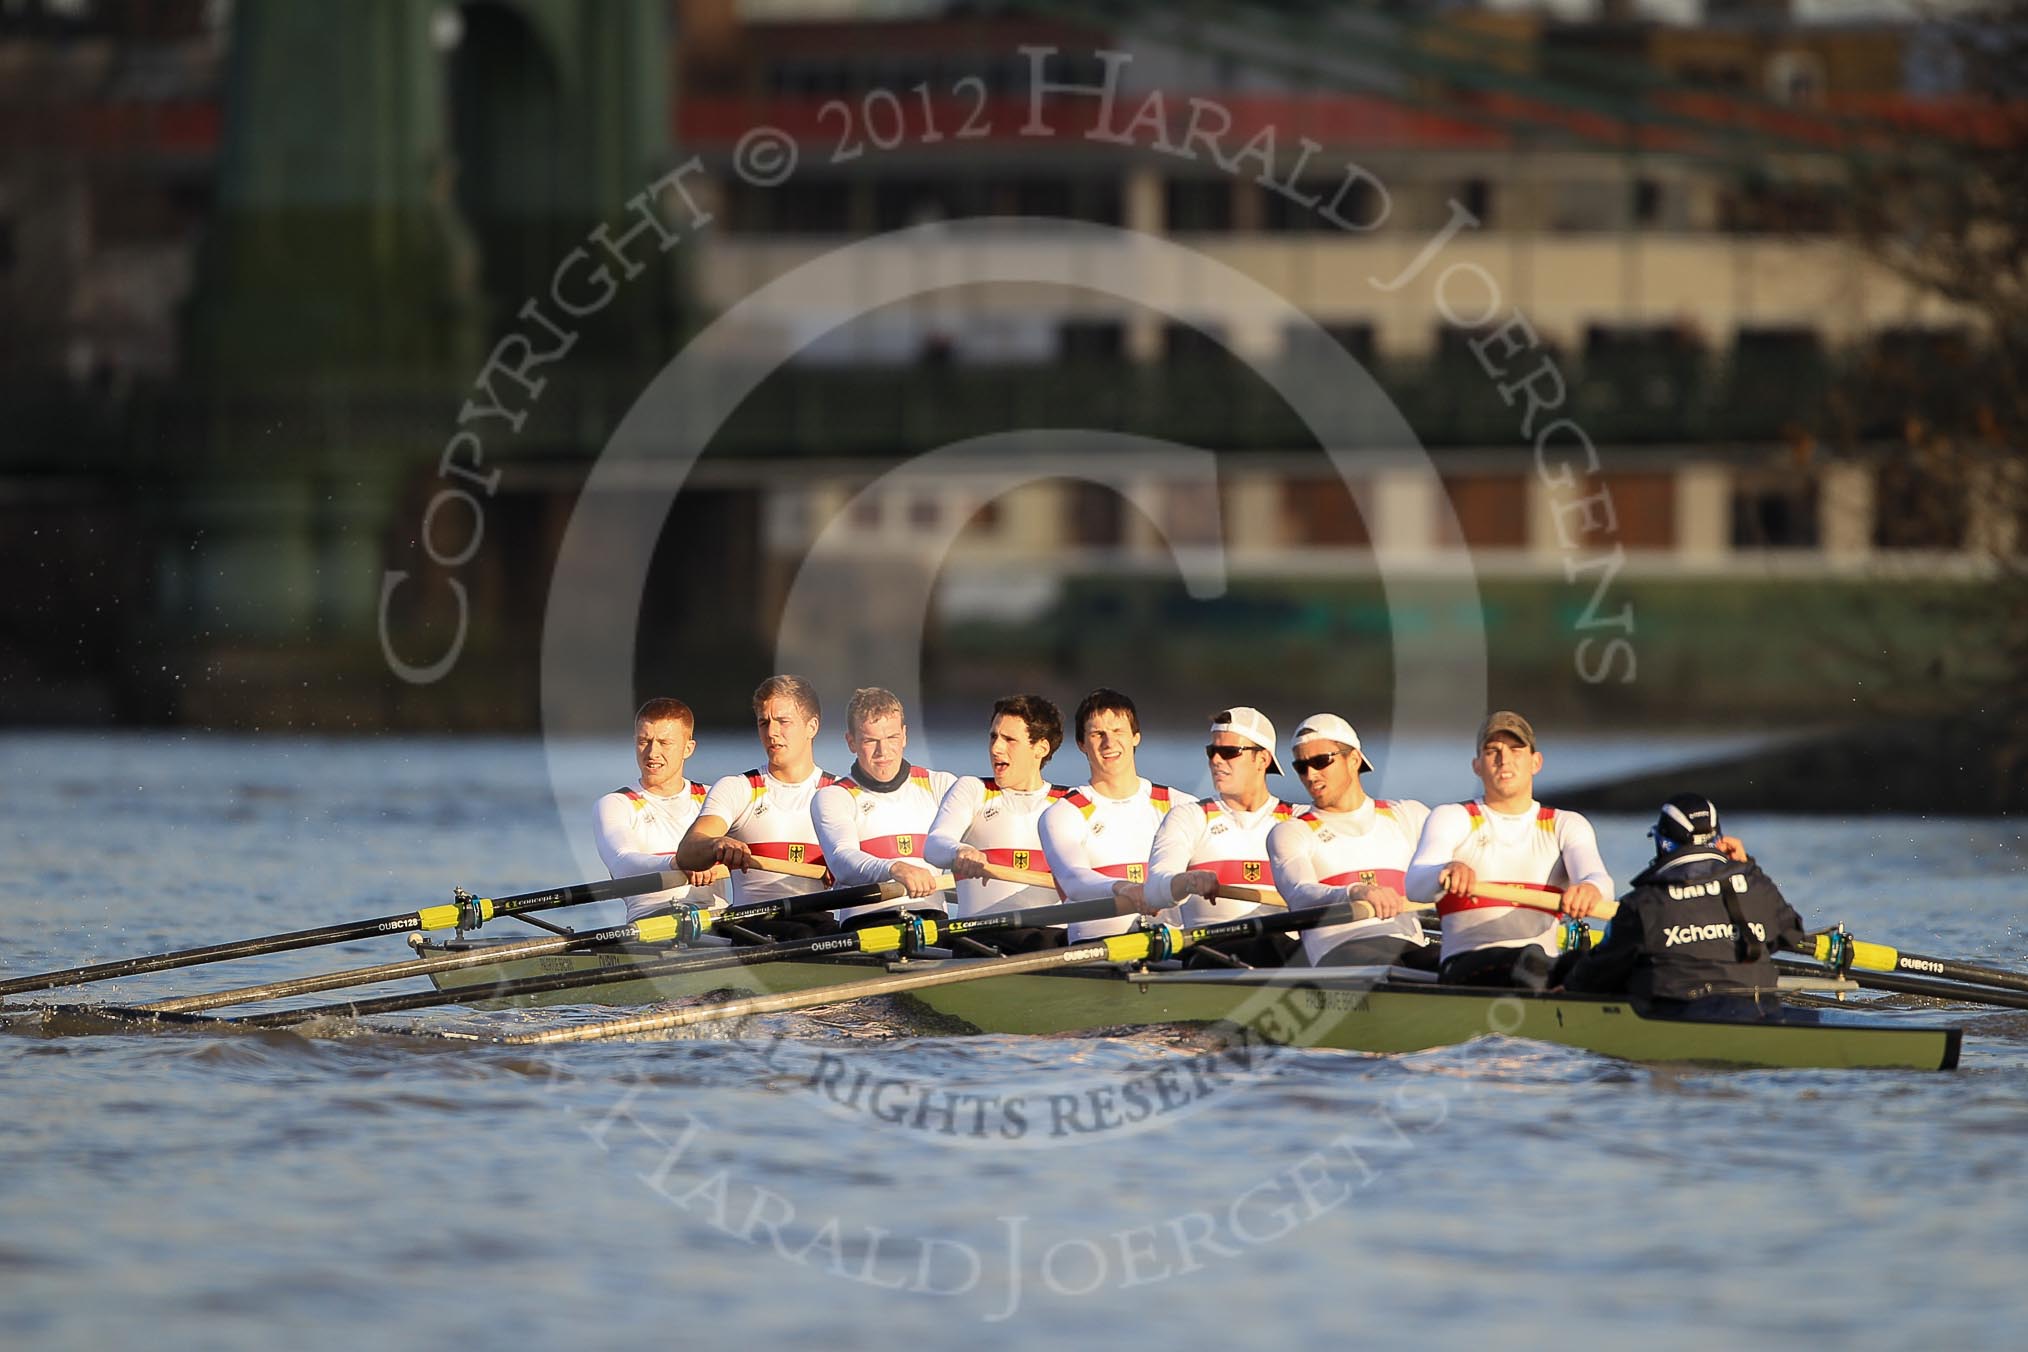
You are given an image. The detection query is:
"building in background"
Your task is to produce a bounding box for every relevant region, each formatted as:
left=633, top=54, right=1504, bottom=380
left=0, top=0, right=2014, bottom=727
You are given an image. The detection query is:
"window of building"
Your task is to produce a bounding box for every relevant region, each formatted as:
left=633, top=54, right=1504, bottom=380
left=1632, top=177, right=1662, bottom=227
left=1259, top=179, right=1381, bottom=232
left=1730, top=476, right=1820, bottom=548
left=1066, top=482, right=1124, bottom=547
left=0, top=217, right=14, bottom=275
left=1598, top=473, right=1676, bottom=550
left=1875, top=457, right=1966, bottom=550
left=1059, top=320, right=1124, bottom=362
left=1728, top=326, right=1828, bottom=432
left=1718, top=180, right=1840, bottom=234
left=988, top=177, right=1119, bottom=225
left=1166, top=178, right=1233, bottom=232
left=726, top=178, right=852, bottom=233
left=1284, top=320, right=1375, bottom=367
left=1281, top=477, right=1371, bottom=546
left=1437, top=475, right=1529, bottom=548
left=874, top=177, right=964, bottom=231
left=1766, top=51, right=1826, bottom=107
left=1010, top=177, right=1069, bottom=220
left=1582, top=324, right=1706, bottom=414
left=1163, top=321, right=1228, bottom=365
left=1548, top=179, right=1622, bottom=232
left=1459, top=178, right=1492, bottom=226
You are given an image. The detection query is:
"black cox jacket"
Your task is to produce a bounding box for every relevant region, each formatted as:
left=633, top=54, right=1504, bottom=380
left=1562, top=846, right=1808, bottom=1003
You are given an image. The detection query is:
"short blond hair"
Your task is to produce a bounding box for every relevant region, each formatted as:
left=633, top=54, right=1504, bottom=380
left=847, top=686, right=904, bottom=737
left=752, top=673, right=820, bottom=721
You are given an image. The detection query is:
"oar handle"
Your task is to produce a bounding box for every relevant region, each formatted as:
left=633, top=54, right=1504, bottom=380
left=980, top=862, right=1055, bottom=889
left=745, top=855, right=831, bottom=880
left=1214, top=884, right=1287, bottom=909
left=876, top=874, right=958, bottom=898
left=1467, top=881, right=1620, bottom=920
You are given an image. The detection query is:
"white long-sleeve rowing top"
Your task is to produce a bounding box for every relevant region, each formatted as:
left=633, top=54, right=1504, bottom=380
left=811, top=764, right=957, bottom=921
left=698, top=766, right=840, bottom=909
left=592, top=779, right=721, bottom=921
left=1146, top=795, right=1295, bottom=927
left=1038, top=778, right=1192, bottom=942
left=1266, top=796, right=1432, bottom=964
left=923, top=776, right=1067, bottom=919
left=1405, top=798, right=1613, bottom=961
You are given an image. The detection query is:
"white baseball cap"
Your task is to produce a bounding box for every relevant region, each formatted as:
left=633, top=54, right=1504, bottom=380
left=1290, top=713, right=1376, bottom=773
left=1208, top=706, right=1284, bottom=774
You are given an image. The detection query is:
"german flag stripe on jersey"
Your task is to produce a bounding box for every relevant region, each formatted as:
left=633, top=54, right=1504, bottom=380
left=1203, top=801, right=1294, bottom=824
left=1460, top=800, right=1554, bottom=828
left=617, top=783, right=705, bottom=807
left=1300, top=799, right=1397, bottom=828
left=837, top=766, right=932, bottom=796
left=747, top=770, right=842, bottom=797
left=980, top=780, right=1068, bottom=801
left=861, top=833, right=922, bottom=858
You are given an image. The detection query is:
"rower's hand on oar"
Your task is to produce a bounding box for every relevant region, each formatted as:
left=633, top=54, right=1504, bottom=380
left=687, top=864, right=727, bottom=888
left=1716, top=835, right=1747, bottom=863
left=708, top=838, right=755, bottom=872
left=1437, top=861, right=1477, bottom=897
left=889, top=860, right=941, bottom=899
left=1173, top=869, right=1220, bottom=902
left=1111, top=880, right=1152, bottom=914
left=1561, top=883, right=1605, bottom=919
left=950, top=846, right=990, bottom=881
left=1353, top=882, right=1409, bottom=919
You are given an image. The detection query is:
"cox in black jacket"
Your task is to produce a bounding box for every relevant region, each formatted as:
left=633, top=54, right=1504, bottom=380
left=1561, top=846, right=1807, bottom=1004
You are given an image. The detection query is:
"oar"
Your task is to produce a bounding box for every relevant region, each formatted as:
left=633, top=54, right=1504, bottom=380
left=1214, top=883, right=1435, bottom=914
left=232, top=894, right=1140, bottom=1029
left=0, top=870, right=686, bottom=999
left=467, top=898, right=1379, bottom=1046
left=980, top=862, right=1055, bottom=888
left=1773, top=957, right=2028, bottom=1011
left=1458, top=881, right=1621, bottom=920
left=1806, top=930, right=2028, bottom=997
left=130, top=876, right=906, bottom=1015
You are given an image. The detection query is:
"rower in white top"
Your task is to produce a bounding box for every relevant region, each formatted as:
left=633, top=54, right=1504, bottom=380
left=591, top=696, right=727, bottom=922
left=1140, top=706, right=1298, bottom=968
left=1037, top=687, right=1193, bottom=943
left=923, top=693, right=1069, bottom=951
left=676, top=674, right=842, bottom=942
left=1265, top=712, right=1437, bottom=971
left=811, top=686, right=957, bottom=928
left=1404, top=710, right=1613, bottom=988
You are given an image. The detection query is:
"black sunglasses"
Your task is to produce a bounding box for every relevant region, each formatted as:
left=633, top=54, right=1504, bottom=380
left=1205, top=744, right=1262, bottom=761
left=1291, top=751, right=1342, bottom=774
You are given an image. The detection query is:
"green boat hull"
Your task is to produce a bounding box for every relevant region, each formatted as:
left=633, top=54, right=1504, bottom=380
left=421, top=946, right=1962, bottom=1071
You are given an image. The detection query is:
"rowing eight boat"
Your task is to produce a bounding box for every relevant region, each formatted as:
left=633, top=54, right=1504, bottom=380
left=412, top=938, right=1963, bottom=1071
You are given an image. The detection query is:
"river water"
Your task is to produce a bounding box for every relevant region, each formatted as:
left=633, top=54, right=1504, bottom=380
left=2, top=730, right=2025, bottom=1350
